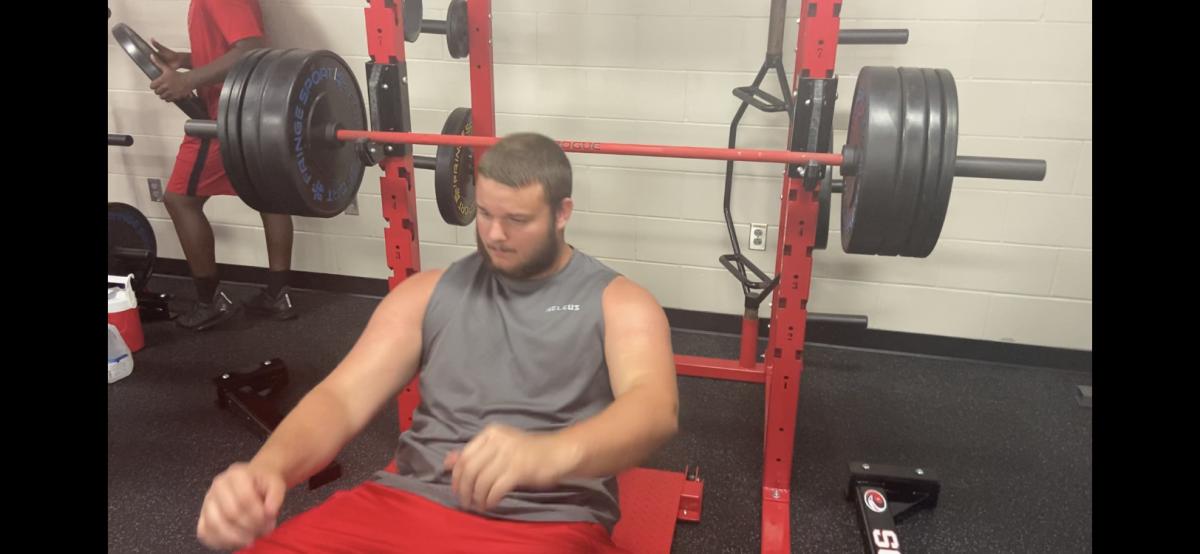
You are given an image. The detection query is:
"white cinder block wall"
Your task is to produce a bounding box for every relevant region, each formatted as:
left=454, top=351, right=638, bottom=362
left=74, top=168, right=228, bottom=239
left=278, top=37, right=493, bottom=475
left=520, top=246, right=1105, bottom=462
left=107, top=0, right=1092, bottom=351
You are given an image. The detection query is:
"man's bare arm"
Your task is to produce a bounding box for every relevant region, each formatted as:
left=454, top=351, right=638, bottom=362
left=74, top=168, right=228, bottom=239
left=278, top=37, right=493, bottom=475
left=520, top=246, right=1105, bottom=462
left=552, top=276, right=679, bottom=478
left=249, top=270, right=442, bottom=487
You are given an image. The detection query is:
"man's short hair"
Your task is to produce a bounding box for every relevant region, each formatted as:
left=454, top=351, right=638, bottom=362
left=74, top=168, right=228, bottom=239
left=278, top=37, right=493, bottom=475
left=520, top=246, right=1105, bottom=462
left=477, top=132, right=572, bottom=212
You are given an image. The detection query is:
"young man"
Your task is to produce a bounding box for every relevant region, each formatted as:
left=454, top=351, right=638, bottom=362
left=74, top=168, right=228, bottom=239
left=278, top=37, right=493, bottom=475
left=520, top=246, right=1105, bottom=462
left=150, top=0, right=296, bottom=330
left=195, top=133, right=679, bottom=552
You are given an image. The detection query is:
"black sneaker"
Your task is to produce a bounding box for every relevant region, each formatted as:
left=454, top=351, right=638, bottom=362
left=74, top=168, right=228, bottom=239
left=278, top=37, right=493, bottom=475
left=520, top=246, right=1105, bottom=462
left=176, top=290, right=241, bottom=331
left=246, top=287, right=298, bottom=320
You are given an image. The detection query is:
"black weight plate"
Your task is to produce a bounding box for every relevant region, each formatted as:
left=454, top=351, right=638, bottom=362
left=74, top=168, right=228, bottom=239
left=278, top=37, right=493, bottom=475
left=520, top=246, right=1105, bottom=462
left=175, top=91, right=210, bottom=119
left=112, top=23, right=162, bottom=79
left=404, top=0, right=423, bottom=42
left=446, top=0, right=470, bottom=59
left=108, top=202, right=157, bottom=292
left=815, top=169, right=831, bottom=250
left=435, top=107, right=476, bottom=225
left=903, top=68, right=946, bottom=258
left=877, top=67, right=928, bottom=256
left=227, top=48, right=274, bottom=208
left=240, top=49, right=295, bottom=213
left=841, top=66, right=901, bottom=254
left=250, top=49, right=310, bottom=215
left=112, top=23, right=209, bottom=119
left=263, top=49, right=368, bottom=217
left=219, top=48, right=272, bottom=211
left=910, top=69, right=959, bottom=258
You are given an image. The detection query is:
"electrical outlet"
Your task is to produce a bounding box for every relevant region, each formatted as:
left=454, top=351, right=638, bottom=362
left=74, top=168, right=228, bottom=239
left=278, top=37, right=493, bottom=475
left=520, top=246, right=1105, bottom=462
left=749, top=223, right=767, bottom=251
left=344, top=195, right=359, bottom=216
left=147, top=178, right=163, bottom=202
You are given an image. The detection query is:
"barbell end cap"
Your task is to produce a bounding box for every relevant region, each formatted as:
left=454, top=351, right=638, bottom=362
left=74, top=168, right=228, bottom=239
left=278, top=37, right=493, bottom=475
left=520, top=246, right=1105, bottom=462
left=183, top=119, right=219, bottom=140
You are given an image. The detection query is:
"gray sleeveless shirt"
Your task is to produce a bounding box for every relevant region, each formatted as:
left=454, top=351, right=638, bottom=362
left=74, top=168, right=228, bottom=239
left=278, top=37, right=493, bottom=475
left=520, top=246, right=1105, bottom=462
left=372, top=248, right=623, bottom=531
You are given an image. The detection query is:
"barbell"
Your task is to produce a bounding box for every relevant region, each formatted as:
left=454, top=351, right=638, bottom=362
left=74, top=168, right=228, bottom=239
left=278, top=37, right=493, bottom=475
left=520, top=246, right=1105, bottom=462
left=181, top=48, right=1046, bottom=257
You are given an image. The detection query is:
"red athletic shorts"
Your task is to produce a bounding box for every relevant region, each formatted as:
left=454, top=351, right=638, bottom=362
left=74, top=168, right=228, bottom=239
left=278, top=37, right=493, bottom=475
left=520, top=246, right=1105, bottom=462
left=167, top=136, right=236, bottom=197
left=238, top=482, right=629, bottom=554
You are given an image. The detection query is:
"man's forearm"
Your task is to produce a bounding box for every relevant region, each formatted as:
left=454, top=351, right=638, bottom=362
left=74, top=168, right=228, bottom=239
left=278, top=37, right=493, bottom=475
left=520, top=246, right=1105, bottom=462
left=552, top=385, right=678, bottom=479
left=248, top=385, right=360, bottom=488
left=184, top=46, right=252, bottom=90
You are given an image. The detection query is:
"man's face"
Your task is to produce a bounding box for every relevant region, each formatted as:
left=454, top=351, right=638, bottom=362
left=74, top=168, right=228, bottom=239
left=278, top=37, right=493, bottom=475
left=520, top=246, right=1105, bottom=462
left=474, top=176, right=573, bottom=279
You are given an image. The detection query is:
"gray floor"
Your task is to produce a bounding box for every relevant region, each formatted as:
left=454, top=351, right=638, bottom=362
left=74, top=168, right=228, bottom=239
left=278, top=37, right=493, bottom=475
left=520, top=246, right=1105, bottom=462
left=108, top=276, right=1092, bottom=553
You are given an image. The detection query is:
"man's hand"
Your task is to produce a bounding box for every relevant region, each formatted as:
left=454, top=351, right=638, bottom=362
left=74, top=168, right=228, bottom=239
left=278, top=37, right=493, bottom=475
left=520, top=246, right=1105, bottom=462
left=150, top=38, right=189, bottom=70
left=196, top=462, right=287, bottom=551
left=149, top=56, right=195, bottom=102
left=443, top=423, right=581, bottom=512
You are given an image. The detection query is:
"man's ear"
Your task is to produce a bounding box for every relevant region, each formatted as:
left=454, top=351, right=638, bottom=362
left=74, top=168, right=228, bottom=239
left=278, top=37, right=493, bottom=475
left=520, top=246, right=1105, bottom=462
left=555, top=197, right=574, bottom=232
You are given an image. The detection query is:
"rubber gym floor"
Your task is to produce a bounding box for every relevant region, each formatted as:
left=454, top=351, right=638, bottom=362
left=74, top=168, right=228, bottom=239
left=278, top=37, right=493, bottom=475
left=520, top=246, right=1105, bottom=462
left=108, top=275, right=1092, bottom=553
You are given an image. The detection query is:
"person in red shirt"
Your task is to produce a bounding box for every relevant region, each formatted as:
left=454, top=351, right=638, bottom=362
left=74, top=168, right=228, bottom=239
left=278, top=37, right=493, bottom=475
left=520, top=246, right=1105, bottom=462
left=148, top=0, right=297, bottom=330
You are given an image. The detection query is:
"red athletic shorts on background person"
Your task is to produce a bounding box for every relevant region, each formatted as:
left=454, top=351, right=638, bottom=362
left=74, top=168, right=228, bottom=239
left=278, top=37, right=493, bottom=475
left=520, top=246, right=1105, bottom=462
left=167, top=138, right=235, bottom=197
